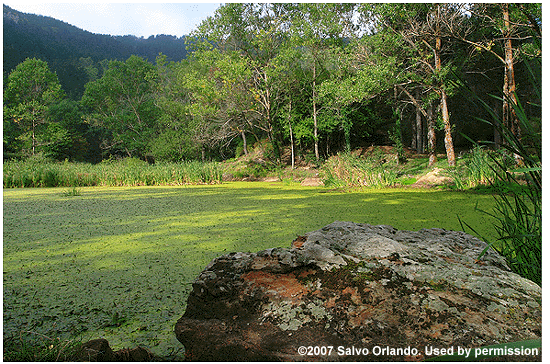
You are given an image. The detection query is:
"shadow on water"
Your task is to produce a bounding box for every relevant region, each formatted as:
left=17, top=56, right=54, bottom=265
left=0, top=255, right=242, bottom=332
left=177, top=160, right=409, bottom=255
left=3, top=182, right=497, bottom=358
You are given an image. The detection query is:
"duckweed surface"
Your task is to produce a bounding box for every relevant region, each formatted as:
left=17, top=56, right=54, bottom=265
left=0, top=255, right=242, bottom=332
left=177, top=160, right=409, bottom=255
left=3, top=182, right=498, bottom=359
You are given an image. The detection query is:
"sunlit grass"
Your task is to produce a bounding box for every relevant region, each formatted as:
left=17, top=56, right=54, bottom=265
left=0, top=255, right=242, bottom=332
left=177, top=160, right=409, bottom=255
left=3, top=182, right=498, bottom=359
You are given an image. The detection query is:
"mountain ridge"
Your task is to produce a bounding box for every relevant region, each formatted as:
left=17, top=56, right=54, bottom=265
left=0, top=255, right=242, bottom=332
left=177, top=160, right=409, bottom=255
left=3, top=5, right=190, bottom=98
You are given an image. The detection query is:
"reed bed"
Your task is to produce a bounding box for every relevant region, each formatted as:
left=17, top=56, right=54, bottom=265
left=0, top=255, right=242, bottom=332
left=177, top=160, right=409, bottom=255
left=3, top=156, right=223, bottom=188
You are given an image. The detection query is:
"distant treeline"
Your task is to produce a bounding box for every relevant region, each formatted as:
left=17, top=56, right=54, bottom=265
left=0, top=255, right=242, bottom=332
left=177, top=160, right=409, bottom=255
left=3, top=3, right=541, bottom=167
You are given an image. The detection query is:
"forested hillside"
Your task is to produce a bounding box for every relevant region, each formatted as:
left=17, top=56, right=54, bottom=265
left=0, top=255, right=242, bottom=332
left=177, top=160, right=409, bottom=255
left=3, top=3, right=541, bottom=165
left=3, top=5, right=189, bottom=98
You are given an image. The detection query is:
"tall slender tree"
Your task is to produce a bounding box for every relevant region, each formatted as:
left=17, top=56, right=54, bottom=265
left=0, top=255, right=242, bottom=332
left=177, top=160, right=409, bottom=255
left=191, top=3, right=291, bottom=160
left=449, top=3, right=541, bottom=150
left=364, top=3, right=467, bottom=166
left=5, top=58, right=65, bottom=156
left=285, top=3, right=358, bottom=162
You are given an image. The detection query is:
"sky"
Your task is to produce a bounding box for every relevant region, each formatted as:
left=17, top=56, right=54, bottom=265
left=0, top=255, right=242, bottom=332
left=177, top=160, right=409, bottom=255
left=3, top=1, right=224, bottom=38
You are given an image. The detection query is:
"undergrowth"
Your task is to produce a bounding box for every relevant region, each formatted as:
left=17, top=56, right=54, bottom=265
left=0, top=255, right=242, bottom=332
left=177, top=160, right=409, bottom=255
left=3, top=331, right=82, bottom=362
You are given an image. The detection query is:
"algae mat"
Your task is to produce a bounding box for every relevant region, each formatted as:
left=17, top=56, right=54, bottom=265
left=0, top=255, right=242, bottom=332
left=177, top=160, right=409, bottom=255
left=3, top=182, right=498, bottom=359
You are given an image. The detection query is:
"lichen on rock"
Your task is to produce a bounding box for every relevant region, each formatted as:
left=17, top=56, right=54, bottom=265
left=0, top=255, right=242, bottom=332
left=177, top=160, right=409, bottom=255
left=175, top=221, right=541, bottom=361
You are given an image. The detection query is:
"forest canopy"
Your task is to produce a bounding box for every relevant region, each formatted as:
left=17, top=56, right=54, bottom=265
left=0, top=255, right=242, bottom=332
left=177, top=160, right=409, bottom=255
left=3, top=3, right=542, bottom=165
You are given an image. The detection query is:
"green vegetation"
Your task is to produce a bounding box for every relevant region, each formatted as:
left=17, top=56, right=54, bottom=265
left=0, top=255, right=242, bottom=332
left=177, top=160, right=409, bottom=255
left=447, top=146, right=515, bottom=191
left=322, top=152, right=399, bottom=188
left=3, top=155, right=223, bottom=188
left=3, top=183, right=499, bottom=359
left=3, top=332, right=82, bottom=362
left=464, top=91, right=541, bottom=286
left=4, top=4, right=541, bottom=166
left=4, top=4, right=190, bottom=100
left=2, top=144, right=521, bottom=191
left=3, top=2, right=541, bottom=360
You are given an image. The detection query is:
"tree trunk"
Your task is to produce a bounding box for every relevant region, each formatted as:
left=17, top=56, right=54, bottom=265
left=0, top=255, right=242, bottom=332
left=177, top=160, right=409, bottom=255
left=411, top=110, right=417, bottom=151
left=241, top=130, right=248, bottom=156
left=415, top=87, right=424, bottom=153
left=288, top=101, right=295, bottom=169
left=502, top=3, right=522, bottom=164
left=434, top=18, right=456, bottom=166
left=31, top=113, right=37, bottom=156
left=398, top=85, right=427, bottom=155
left=440, top=89, right=455, bottom=166
left=427, top=102, right=437, bottom=166
left=502, top=3, right=517, bottom=123
left=256, top=68, right=280, bottom=163
left=312, top=64, right=319, bottom=162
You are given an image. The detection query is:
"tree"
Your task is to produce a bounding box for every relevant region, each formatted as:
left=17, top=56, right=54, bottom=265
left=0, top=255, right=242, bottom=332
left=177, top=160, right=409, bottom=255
left=179, top=47, right=258, bottom=159
left=45, top=99, right=92, bottom=161
left=191, top=3, right=290, bottom=161
left=285, top=3, right=358, bottom=162
left=451, top=3, right=541, bottom=153
left=4, top=58, right=65, bottom=156
left=81, top=55, right=161, bottom=158
left=148, top=55, right=199, bottom=162
left=317, top=30, right=403, bottom=154
left=364, top=3, right=467, bottom=166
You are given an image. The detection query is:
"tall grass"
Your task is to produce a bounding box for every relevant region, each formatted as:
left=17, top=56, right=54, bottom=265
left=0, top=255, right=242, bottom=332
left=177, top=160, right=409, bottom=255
left=447, top=146, right=515, bottom=190
left=3, top=331, right=82, bottom=361
left=459, top=90, right=541, bottom=286
left=3, top=155, right=223, bottom=188
left=322, top=151, right=398, bottom=188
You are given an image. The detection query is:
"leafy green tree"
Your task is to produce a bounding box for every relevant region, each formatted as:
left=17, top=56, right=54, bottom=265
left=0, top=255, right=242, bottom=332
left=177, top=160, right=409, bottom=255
left=81, top=55, right=161, bottom=158
left=363, top=3, right=467, bottom=166
left=148, top=55, right=199, bottom=162
left=45, top=99, right=91, bottom=161
left=285, top=3, right=358, bottom=162
left=317, top=31, right=402, bottom=153
left=166, top=48, right=257, bottom=160
left=191, top=3, right=292, bottom=161
left=4, top=58, right=65, bottom=156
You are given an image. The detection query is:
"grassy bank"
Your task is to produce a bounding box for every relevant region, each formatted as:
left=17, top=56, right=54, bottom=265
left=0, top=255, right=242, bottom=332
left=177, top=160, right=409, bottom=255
left=3, top=146, right=515, bottom=190
left=3, top=155, right=223, bottom=188
left=3, top=183, right=499, bottom=359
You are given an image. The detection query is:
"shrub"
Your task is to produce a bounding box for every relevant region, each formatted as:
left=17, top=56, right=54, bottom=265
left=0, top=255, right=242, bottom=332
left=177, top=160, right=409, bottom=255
left=448, top=146, right=515, bottom=190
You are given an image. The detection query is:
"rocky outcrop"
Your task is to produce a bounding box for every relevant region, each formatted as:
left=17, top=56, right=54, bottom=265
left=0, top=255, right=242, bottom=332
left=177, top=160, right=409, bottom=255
left=412, top=167, right=453, bottom=187
left=300, top=177, right=323, bottom=187
left=175, top=221, right=541, bottom=361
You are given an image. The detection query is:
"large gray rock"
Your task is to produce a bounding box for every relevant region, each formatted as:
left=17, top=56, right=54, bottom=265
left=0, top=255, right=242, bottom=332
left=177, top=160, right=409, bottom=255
left=175, top=221, right=541, bottom=361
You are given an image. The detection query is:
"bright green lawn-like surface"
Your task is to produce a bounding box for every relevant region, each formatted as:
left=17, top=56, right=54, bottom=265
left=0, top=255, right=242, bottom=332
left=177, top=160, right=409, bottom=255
left=3, top=182, right=498, bottom=359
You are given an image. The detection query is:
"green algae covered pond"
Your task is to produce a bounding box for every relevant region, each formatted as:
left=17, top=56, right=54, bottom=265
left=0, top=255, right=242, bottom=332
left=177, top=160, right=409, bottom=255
left=3, top=182, right=499, bottom=359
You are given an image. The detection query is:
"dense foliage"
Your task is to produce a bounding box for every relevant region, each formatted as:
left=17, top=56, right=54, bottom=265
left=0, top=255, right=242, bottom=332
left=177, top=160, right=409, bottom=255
left=4, top=3, right=541, bottom=168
